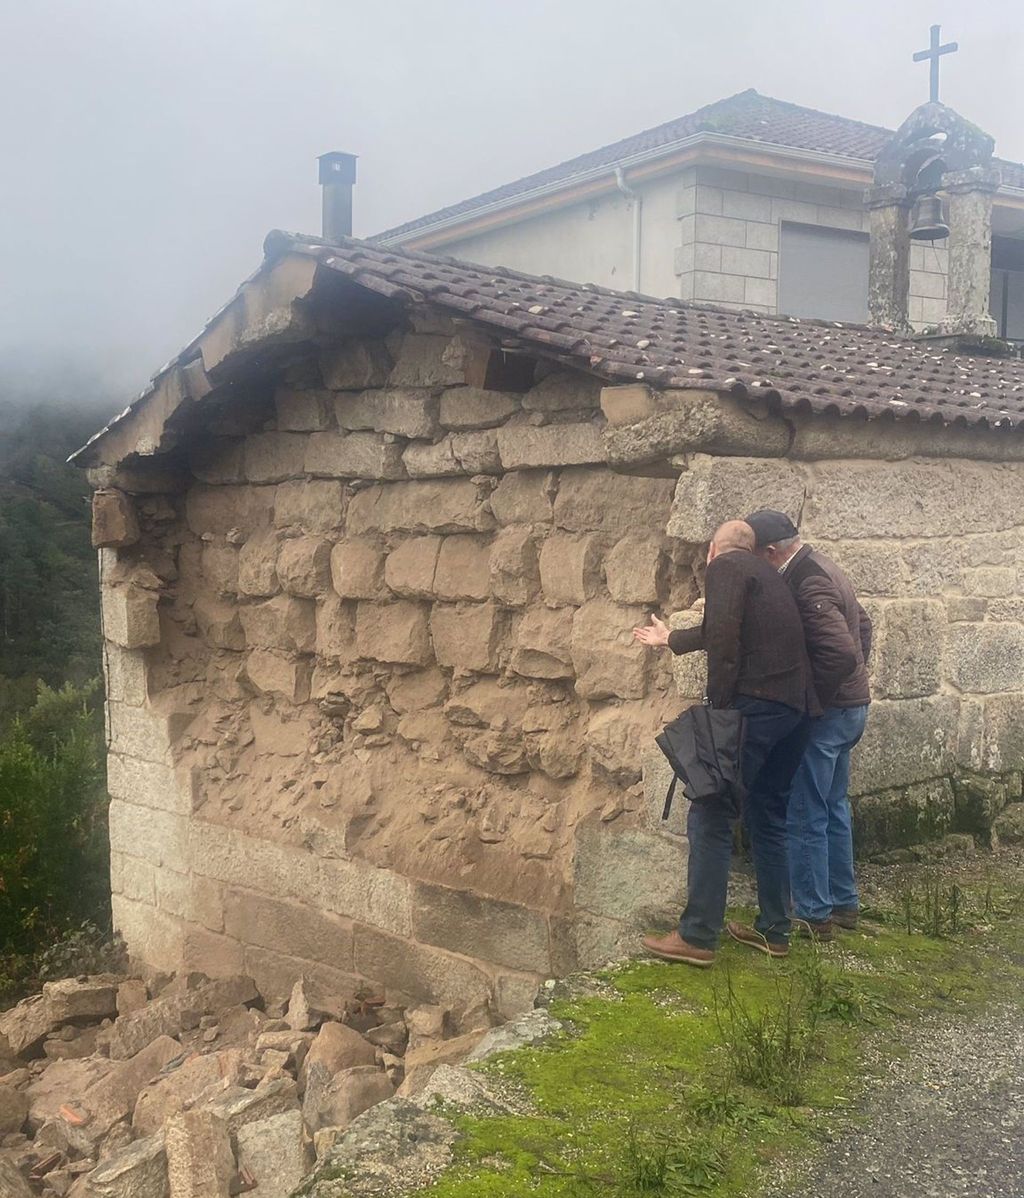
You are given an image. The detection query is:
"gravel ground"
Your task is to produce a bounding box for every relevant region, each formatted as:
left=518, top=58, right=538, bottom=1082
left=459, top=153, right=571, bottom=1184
left=785, top=1003, right=1024, bottom=1197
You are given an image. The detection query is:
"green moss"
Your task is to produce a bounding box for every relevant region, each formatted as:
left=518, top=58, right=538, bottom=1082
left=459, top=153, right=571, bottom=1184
left=418, top=881, right=1024, bottom=1198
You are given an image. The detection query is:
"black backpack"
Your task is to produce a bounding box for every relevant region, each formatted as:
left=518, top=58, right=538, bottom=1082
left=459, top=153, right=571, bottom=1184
left=656, top=704, right=746, bottom=821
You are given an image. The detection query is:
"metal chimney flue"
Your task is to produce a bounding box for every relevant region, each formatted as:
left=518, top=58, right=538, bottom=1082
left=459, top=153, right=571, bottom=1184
left=318, top=151, right=358, bottom=241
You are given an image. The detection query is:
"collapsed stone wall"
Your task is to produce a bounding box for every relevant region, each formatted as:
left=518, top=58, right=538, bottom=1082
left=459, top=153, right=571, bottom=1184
left=96, top=308, right=1024, bottom=1018
left=98, top=321, right=706, bottom=1023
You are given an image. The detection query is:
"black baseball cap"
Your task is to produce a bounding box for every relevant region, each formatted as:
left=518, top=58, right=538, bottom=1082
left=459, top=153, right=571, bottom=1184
left=745, top=509, right=799, bottom=547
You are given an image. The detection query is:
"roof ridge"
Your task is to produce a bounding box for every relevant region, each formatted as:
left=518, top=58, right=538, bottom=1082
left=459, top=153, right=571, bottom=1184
left=372, top=89, right=901, bottom=243
left=743, top=91, right=895, bottom=137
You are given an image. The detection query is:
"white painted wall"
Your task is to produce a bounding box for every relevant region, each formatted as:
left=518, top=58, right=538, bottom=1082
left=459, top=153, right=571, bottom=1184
left=439, top=161, right=975, bottom=331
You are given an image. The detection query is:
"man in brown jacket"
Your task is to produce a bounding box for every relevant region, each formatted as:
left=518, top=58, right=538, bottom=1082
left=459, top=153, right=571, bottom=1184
left=634, top=520, right=809, bottom=965
left=746, top=510, right=872, bottom=939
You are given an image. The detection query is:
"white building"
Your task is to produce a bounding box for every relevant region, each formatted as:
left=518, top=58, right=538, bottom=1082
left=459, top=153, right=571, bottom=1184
left=375, top=90, right=1024, bottom=339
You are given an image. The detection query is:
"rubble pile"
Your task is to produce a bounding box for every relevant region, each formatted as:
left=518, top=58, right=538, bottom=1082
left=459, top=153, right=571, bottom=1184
left=0, top=968, right=508, bottom=1197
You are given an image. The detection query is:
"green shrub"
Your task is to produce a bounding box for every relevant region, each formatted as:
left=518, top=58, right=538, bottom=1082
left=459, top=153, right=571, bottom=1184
left=0, top=681, right=109, bottom=1002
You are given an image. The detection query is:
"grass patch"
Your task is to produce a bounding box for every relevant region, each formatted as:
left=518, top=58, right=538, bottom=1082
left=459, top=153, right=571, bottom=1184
left=414, top=866, right=1024, bottom=1198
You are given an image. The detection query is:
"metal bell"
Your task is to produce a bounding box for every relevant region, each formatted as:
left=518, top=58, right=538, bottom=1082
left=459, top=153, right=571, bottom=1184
left=909, top=194, right=950, bottom=241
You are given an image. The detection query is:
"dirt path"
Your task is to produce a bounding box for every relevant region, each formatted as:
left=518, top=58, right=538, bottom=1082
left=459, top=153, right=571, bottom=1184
left=787, top=1003, right=1024, bottom=1197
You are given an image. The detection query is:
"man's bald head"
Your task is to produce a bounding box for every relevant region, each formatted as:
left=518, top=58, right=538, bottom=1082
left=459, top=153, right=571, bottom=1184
left=712, top=520, right=755, bottom=553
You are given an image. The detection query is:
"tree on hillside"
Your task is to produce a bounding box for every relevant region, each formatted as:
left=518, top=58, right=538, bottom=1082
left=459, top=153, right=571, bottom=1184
left=0, top=397, right=113, bottom=720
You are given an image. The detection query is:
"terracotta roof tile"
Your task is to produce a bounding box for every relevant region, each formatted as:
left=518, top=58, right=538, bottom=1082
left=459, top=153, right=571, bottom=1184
left=376, top=90, right=1024, bottom=242
left=297, top=234, right=1024, bottom=431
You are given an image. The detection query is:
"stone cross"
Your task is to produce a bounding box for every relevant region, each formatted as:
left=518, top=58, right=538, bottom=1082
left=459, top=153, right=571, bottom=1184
left=913, top=24, right=958, bottom=103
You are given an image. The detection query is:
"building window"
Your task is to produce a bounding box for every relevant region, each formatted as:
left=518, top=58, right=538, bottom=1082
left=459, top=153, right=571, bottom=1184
left=990, top=236, right=1024, bottom=342
left=778, top=222, right=870, bottom=323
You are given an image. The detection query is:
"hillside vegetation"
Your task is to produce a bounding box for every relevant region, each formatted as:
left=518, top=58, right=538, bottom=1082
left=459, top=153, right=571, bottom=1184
left=0, top=391, right=117, bottom=999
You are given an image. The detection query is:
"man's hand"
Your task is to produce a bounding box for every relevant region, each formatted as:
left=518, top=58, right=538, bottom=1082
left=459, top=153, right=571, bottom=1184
left=633, top=614, right=671, bottom=648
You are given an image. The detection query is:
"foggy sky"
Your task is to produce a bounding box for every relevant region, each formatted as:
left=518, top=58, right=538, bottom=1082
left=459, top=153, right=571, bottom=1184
left=1, top=0, right=1021, bottom=408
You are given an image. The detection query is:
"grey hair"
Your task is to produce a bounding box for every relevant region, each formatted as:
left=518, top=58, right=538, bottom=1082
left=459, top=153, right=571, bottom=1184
left=770, top=534, right=801, bottom=551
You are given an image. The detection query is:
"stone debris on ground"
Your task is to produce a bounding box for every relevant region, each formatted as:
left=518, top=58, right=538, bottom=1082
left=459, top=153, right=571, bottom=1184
left=0, top=965, right=519, bottom=1196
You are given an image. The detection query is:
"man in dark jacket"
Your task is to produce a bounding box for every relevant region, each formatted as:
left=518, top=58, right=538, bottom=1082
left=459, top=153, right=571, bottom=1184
left=746, top=510, right=872, bottom=938
left=633, top=520, right=809, bottom=966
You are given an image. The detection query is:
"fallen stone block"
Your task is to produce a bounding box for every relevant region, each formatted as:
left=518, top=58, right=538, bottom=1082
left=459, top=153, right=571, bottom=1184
left=0, top=994, right=60, bottom=1058
left=300, top=1023, right=376, bottom=1088
left=303, top=1065, right=394, bottom=1133
left=202, top=1078, right=299, bottom=1140
left=364, top=1022, right=408, bottom=1055
left=108, top=977, right=257, bottom=1060
left=115, top=982, right=149, bottom=1019
left=300, top=1098, right=457, bottom=1198
left=402, top=1063, right=519, bottom=1112
left=42, top=1026, right=100, bottom=1062
left=43, top=977, right=120, bottom=1025
left=235, top=1109, right=312, bottom=1198
left=0, top=1081, right=27, bottom=1134
left=0, top=1157, right=33, bottom=1198
left=76, top=1036, right=184, bottom=1140
left=404, top=1005, right=448, bottom=1046
left=465, top=1009, right=562, bottom=1060
left=0, top=972, right=119, bottom=1059
left=132, top=1050, right=244, bottom=1137
left=402, top=1029, right=486, bottom=1072
left=253, top=1031, right=313, bottom=1073
left=81, top=1133, right=168, bottom=1198
left=26, top=1057, right=116, bottom=1133
left=164, top=1108, right=234, bottom=1198
left=284, top=978, right=348, bottom=1032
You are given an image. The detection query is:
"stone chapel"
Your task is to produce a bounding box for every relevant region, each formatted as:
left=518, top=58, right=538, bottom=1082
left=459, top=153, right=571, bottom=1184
left=74, top=93, right=1024, bottom=1020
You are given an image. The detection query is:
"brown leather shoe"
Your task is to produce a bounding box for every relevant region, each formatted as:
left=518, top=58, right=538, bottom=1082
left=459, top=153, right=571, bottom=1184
left=726, top=921, right=789, bottom=958
left=831, top=907, right=859, bottom=931
left=641, top=930, right=716, bottom=968
left=792, top=917, right=835, bottom=942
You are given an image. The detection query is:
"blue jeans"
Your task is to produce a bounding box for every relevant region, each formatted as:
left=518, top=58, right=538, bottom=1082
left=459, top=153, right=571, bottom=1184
left=679, top=697, right=807, bottom=950
left=787, top=704, right=868, bottom=923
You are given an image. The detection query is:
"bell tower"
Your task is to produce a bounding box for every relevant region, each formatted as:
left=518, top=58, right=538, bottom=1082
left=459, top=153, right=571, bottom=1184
left=866, top=28, right=1001, bottom=339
